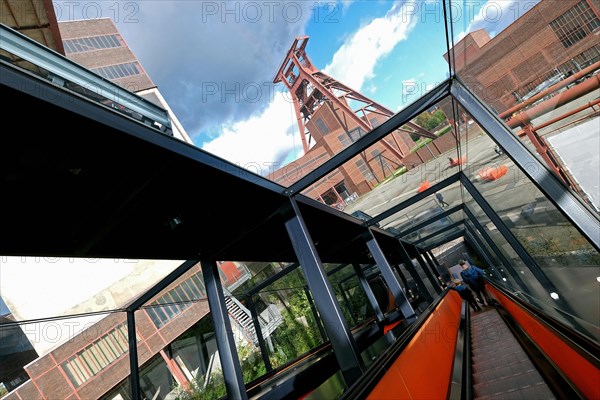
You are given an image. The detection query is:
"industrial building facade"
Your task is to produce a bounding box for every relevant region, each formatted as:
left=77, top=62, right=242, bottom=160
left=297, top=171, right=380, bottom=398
left=446, top=0, right=600, bottom=113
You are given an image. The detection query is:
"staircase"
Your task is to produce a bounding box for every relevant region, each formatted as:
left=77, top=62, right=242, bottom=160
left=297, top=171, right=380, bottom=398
left=470, top=308, right=555, bottom=399
left=224, top=295, right=282, bottom=346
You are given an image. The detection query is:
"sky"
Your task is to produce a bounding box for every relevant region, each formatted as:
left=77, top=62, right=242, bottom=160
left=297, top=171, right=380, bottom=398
left=52, top=0, right=540, bottom=173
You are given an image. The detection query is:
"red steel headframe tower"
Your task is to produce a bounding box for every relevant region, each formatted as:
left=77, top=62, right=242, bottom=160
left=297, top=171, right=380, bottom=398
left=273, top=36, right=436, bottom=157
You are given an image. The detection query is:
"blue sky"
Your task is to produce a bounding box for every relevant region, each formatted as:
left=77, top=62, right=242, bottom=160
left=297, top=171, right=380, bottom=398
left=53, top=0, right=540, bottom=172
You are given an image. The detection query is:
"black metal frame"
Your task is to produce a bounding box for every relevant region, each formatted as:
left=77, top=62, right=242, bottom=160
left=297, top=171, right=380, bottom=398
left=452, top=79, right=600, bottom=251
left=412, top=220, right=464, bottom=246
left=397, top=204, right=463, bottom=238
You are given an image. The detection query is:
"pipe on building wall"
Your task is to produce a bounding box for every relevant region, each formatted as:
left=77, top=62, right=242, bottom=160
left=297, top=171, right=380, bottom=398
left=506, top=74, right=600, bottom=129
left=499, top=60, right=600, bottom=119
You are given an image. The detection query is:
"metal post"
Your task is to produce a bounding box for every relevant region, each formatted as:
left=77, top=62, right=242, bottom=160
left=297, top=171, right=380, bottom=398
left=126, top=310, right=141, bottom=400
left=365, top=231, right=415, bottom=319
left=464, top=229, right=496, bottom=274
left=397, top=240, right=434, bottom=304
left=201, top=259, right=248, bottom=400
left=428, top=250, right=441, bottom=266
left=303, top=286, right=328, bottom=342
left=421, top=251, right=445, bottom=288
left=246, top=294, right=272, bottom=372
left=338, top=283, right=358, bottom=326
left=353, top=263, right=386, bottom=324
left=284, top=198, right=364, bottom=383
left=127, top=310, right=140, bottom=400
left=409, top=244, right=442, bottom=295
left=463, top=206, right=526, bottom=290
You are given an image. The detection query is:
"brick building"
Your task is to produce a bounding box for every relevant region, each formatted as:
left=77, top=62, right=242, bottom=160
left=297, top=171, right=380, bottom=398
left=445, top=0, right=600, bottom=114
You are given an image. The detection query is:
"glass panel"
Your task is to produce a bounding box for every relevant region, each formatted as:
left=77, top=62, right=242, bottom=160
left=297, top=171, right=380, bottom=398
left=0, top=257, right=184, bottom=322
left=462, top=181, right=600, bottom=341
left=0, top=311, right=129, bottom=398
left=448, top=0, right=600, bottom=212
left=326, top=264, right=376, bottom=327
left=250, top=266, right=327, bottom=370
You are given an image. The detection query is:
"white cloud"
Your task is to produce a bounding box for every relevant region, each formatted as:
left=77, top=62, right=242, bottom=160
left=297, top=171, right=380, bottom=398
left=201, top=91, right=301, bottom=174
left=453, top=0, right=540, bottom=42
left=323, top=1, right=419, bottom=90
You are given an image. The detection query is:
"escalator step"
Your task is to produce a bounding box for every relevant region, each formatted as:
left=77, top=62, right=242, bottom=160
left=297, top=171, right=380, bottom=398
left=473, top=359, right=536, bottom=382
left=471, top=341, right=522, bottom=357
left=475, top=381, right=555, bottom=399
left=474, top=369, right=551, bottom=398
left=472, top=353, right=530, bottom=374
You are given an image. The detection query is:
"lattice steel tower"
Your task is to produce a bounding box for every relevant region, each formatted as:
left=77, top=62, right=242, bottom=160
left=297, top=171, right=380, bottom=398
left=274, top=36, right=435, bottom=159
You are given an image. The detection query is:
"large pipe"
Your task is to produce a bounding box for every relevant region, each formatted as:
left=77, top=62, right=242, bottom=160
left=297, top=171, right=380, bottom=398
left=499, top=60, right=600, bottom=119
left=517, top=98, right=600, bottom=136
left=506, top=74, right=600, bottom=129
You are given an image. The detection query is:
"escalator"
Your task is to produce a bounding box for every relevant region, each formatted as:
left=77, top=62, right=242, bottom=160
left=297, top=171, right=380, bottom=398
left=470, top=308, right=554, bottom=399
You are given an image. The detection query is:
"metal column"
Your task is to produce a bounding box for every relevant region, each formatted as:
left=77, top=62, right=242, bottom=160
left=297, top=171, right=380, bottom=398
left=246, top=294, right=272, bottom=372
left=397, top=240, right=434, bottom=304
left=365, top=231, right=415, bottom=319
left=126, top=310, right=140, bottom=400
left=353, top=263, right=386, bottom=324
left=408, top=243, right=443, bottom=295
left=303, top=286, right=328, bottom=342
left=201, top=259, right=248, bottom=400
left=284, top=198, right=364, bottom=383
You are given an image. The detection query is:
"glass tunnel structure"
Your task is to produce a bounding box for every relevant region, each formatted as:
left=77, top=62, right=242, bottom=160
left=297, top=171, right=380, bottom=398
left=1, top=1, right=600, bottom=399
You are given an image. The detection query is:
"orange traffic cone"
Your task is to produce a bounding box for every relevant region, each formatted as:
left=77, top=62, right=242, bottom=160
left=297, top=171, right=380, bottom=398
left=479, top=165, right=508, bottom=181
left=418, top=181, right=431, bottom=192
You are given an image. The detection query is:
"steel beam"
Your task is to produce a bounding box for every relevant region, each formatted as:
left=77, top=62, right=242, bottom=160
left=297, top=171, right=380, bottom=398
left=397, top=240, right=434, bottom=304
left=409, top=243, right=443, bottom=294
left=352, top=263, right=386, bottom=324
left=365, top=230, right=415, bottom=319
left=397, top=204, right=463, bottom=237
left=369, top=173, right=461, bottom=227
left=412, top=220, right=464, bottom=245
left=452, top=79, right=600, bottom=251
left=284, top=198, right=363, bottom=382
left=201, top=259, right=247, bottom=400
left=246, top=294, right=272, bottom=372
left=423, top=230, right=464, bottom=251
left=304, top=286, right=328, bottom=342
left=127, top=310, right=141, bottom=400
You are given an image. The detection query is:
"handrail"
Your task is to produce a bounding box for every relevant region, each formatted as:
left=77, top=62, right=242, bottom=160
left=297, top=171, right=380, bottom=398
left=339, top=291, right=448, bottom=400
left=487, top=280, right=600, bottom=368
left=447, top=300, right=471, bottom=400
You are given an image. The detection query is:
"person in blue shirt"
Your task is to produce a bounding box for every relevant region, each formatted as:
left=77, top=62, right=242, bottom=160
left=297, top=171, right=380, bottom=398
left=450, top=279, right=481, bottom=311
left=459, top=260, right=491, bottom=306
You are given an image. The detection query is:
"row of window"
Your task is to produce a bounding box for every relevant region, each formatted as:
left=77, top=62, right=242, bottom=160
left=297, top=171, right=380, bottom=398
left=63, top=34, right=122, bottom=54
left=62, top=324, right=129, bottom=387
left=517, top=43, right=600, bottom=98
left=92, top=62, right=141, bottom=81
left=337, top=127, right=366, bottom=147
left=549, top=1, right=600, bottom=48
left=145, top=272, right=207, bottom=329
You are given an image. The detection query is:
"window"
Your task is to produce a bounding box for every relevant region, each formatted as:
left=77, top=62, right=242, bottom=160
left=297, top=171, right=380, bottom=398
left=549, top=1, right=600, bottom=48
left=355, top=159, right=375, bottom=181
left=63, top=34, right=122, bottom=54
left=92, top=62, right=142, bottom=81
left=146, top=272, right=207, bottom=328
left=314, top=117, right=330, bottom=134
left=62, top=324, right=129, bottom=387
